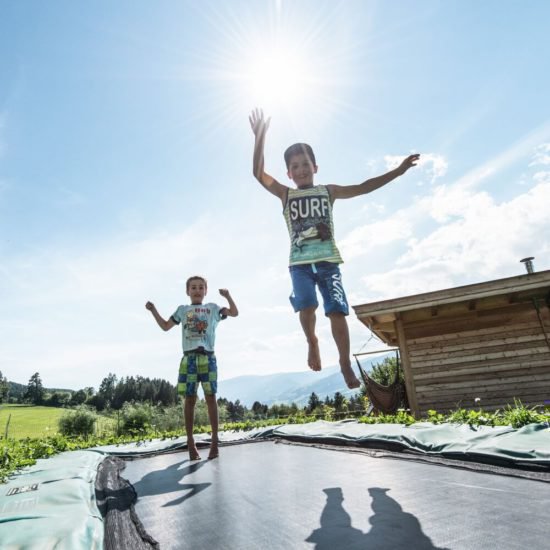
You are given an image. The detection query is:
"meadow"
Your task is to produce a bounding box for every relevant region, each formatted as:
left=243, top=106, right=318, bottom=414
left=0, top=404, right=115, bottom=440
left=0, top=404, right=65, bottom=439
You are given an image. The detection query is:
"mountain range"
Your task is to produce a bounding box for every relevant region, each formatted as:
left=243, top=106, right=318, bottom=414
left=218, top=353, right=391, bottom=407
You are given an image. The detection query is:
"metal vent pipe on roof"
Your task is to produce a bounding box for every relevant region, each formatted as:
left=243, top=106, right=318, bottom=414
left=520, top=257, right=535, bottom=274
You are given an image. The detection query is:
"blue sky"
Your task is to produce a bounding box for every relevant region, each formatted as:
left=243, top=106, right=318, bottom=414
left=1, top=0, right=549, bottom=391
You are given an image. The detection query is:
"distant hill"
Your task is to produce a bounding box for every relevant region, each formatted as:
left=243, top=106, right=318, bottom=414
left=7, top=381, right=73, bottom=400
left=218, top=353, right=391, bottom=407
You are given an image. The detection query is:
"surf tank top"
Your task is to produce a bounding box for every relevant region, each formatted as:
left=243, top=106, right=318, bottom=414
left=283, top=185, right=343, bottom=266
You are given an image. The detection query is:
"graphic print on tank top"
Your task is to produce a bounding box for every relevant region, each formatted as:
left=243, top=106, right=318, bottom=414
left=284, top=186, right=342, bottom=264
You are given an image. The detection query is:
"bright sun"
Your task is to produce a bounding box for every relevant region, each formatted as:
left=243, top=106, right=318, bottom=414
left=240, top=43, right=316, bottom=114
left=178, top=3, right=358, bottom=132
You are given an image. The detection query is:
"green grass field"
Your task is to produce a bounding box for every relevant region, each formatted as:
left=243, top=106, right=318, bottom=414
left=0, top=405, right=118, bottom=440
left=0, top=405, right=65, bottom=439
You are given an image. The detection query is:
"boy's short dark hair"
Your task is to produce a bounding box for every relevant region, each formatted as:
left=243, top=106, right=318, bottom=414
left=284, top=143, right=316, bottom=169
left=186, top=276, right=207, bottom=291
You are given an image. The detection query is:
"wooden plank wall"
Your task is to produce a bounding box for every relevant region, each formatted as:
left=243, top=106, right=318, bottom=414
left=406, top=304, right=550, bottom=414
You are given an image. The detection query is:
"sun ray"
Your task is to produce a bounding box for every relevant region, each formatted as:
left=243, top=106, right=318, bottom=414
left=152, top=2, right=384, bottom=147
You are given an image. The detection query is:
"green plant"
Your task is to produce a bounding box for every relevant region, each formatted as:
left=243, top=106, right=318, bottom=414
left=58, top=406, right=97, bottom=438
left=321, top=404, right=335, bottom=421
left=358, top=409, right=415, bottom=426
left=446, top=408, right=495, bottom=427
left=501, top=399, right=547, bottom=429
left=426, top=410, right=445, bottom=424
left=120, top=402, right=152, bottom=435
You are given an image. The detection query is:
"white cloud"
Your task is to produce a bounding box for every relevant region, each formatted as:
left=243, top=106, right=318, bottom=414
left=348, top=133, right=550, bottom=303
left=530, top=143, right=550, bottom=166
left=534, top=171, right=550, bottom=183
left=356, top=178, right=550, bottom=301
left=421, top=185, right=494, bottom=224
left=359, top=261, right=456, bottom=300
left=420, top=154, right=448, bottom=183
left=385, top=153, right=448, bottom=185
left=339, top=215, right=413, bottom=260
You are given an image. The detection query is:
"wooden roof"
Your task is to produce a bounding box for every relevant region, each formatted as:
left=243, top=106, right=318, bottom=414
left=353, top=270, right=550, bottom=346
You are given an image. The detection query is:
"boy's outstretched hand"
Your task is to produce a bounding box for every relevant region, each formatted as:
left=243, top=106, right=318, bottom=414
left=219, top=288, right=231, bottom=298
left=145, top=301, right=155, bottom=311
left=249, top=108, right=270, bottom=138
left=397, top=153, right=420, bottom=175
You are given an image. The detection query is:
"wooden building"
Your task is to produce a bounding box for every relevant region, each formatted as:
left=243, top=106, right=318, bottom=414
left=353, top=270, right=550, bottom=417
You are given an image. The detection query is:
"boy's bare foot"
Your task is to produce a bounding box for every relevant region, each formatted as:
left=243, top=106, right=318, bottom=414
left=307, top=339, right=322, bottom=371
left=341, top=364, right=361, bottom=389
left=208, top=444, right=219, bottom=460
left=188, top=442, right=201, bottom=461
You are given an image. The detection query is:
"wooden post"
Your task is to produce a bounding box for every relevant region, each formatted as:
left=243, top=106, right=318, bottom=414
left=394, top=314, right=420, bottom=417
left=4, top=413, right=11, bottom=439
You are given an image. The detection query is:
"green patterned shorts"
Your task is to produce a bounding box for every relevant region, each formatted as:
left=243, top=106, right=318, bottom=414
left=178, top=352, right=218, bottom=396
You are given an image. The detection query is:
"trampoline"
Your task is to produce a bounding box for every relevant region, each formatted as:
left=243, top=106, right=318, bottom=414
left=1, top=421, right=549, bottom=549
left=119, top=440, right=548, bottom=550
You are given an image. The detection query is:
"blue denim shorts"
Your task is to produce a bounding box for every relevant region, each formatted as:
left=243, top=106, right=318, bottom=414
left=289, top=262, right=349, bottom=316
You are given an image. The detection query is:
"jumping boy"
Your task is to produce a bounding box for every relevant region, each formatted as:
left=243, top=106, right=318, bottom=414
left=249, top=108, right=419, bottom=389
left=146, top=276, right=238, bottom=460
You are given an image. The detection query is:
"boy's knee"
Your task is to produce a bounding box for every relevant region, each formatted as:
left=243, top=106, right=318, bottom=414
left=328, top=311, right=349, bottom=325
left=327, top=311, right=346, bottom=319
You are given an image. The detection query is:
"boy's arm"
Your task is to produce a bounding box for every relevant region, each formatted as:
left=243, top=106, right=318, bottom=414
left=328, top=154, right=420, bottom=201
left=145, top=301, right=177, bottom=331
left=249, top=108, right=288, bottom=204
left=218, top=289, right=239, bottom=318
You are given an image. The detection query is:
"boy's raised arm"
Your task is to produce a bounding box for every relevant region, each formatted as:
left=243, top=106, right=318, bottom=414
left=145, top=301, right=176, bottom=331
left=328, top=154, right=420, bottom=201
left=219, top=288, right=239, bottom=317
left=249, top=108, right=288, bottom=203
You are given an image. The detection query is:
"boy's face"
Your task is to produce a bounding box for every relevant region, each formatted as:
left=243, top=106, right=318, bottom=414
left=187, top=279, right=207, bottom=305
left=287, top=153, right=317, bottom=188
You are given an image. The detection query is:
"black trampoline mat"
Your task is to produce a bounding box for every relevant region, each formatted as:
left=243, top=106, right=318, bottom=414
left=122, top=441, right=550, bottom=550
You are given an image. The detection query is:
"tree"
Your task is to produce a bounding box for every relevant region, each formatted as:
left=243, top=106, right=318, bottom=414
left=367, top=356, right=403, bottom=387
left=25, top=372, right=45, bottom=405
left=307, top=392, right=321, bottom=414
left=98, top=373, right=118, bottom=406
left=87, top=393, right=106, bottom=411
left=45, top=391, right=71, bottom=408
left=252, top=401, right=268, bottom=418
left=333, top=392, right=347, bottom=413
left=0, top=371, right=8, bottom=403
left=226, top=399, right=246, bottom=422
left=157, top=380, right=176, bottom=406
left=70, top=389, right=88, bottom=406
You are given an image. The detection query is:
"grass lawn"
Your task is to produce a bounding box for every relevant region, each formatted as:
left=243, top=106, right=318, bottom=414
left=0, top=405, right=66, bottom=439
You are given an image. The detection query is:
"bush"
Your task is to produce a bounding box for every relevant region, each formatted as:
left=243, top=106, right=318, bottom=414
left=58, top=406, right=97, bottom=437
left=120, top=402, right=152, bottom=435
left=151, top=404, right=184, bottom=432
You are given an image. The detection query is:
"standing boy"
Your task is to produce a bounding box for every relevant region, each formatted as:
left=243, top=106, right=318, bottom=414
left=146, top=276, right=238, bottom=460
left=249, top=108, right=419, bottom=389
